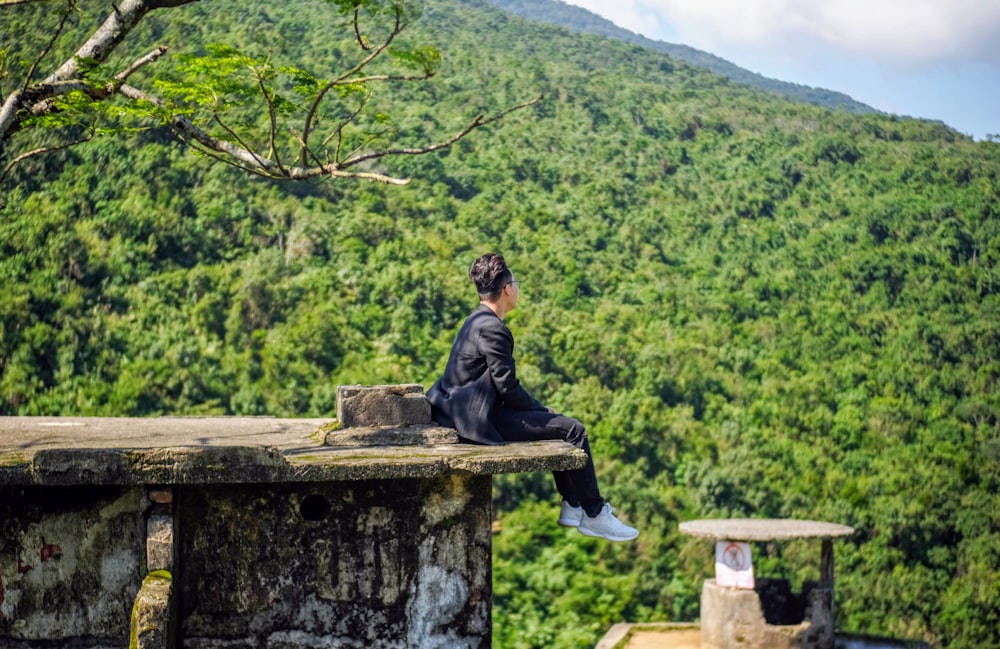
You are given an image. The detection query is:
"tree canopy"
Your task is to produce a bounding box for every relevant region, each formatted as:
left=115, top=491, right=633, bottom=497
left=0, top=0, right=536, bottom=195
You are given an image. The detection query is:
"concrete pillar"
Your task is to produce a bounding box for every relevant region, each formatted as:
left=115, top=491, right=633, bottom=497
left=130, top=486, right=176, bottom=649
left=130, top=573, right=174, bottom=649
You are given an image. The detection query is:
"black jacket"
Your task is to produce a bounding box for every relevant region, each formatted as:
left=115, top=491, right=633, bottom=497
left=426, top=305, right=545, bottom=444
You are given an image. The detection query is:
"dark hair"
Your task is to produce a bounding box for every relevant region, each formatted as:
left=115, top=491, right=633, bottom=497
left=469, top=253, right=513, bottom=301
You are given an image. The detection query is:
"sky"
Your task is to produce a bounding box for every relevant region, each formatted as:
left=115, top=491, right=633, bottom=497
left=563, top=0, right=1000, bottom=141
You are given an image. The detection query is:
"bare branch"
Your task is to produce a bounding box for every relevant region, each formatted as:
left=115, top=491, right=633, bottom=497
left=319, top=99, right=367, bottom=154
left=353, top=7, right=370, bottom=50
left=342, top=95, right=542, bottom=168
left=211, top=109, right=271, bottom=172
left=330, top=169, right=409, bottom=184
left=22, top=0, right=76, bottom=93
left=301, top=2, right=404, bottom=164
left=255, top=68, right=285, bottom=174
left=0, top=89, right=23, bottom=139
left=112, top=45, right=169, bottom=86
left=44, top=0, right=196, bottom=84
left=0, top=129, right=92, bottom=186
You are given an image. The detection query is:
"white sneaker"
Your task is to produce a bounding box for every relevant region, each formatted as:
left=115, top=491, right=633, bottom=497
left=577, top=503, right=639, bottom=542
left=557, top=500, right=584, bottom=527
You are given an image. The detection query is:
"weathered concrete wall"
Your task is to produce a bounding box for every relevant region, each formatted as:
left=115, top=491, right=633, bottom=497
left=0, top=477, right=494, bottom=649
left=177, top=475, right=493, bottom=649
left=0, top=486, right=145, bottom=647
left=700, top=578, right=835, bottom=649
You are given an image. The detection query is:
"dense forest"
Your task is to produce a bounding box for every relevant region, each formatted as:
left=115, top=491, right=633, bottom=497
left=2, top=1, right=998, bottom=648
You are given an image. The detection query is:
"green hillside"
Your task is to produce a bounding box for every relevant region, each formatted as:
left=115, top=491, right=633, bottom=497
left=485, top=0, right=877, bottom=114
left=2, top=1, right=998, bottom=647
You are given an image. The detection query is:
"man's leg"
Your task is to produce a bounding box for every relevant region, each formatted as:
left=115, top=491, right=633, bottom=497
left=491, top=408, right=603, bottom=517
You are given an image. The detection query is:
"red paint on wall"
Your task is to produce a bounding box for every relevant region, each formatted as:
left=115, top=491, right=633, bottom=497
left=40, top=543, right=62, bottom=562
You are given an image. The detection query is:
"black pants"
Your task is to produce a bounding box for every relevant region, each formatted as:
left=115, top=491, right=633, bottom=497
left=492, top=408, right=604, bottom=517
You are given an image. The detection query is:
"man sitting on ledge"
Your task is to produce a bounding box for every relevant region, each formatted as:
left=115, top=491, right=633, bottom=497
left=427, top=252, right=639, bottom=542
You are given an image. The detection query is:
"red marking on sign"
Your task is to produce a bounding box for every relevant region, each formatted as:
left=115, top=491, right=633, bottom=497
left=722, top=542, right=748, bottom=570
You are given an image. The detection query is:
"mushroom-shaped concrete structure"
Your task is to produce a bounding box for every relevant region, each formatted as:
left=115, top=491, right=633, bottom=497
left=680, top=518, right=854, bottom=649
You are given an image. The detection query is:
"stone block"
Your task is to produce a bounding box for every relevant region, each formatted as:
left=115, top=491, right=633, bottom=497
left=146, top=514, right=173, bottom=572
left=130, top=572, right=174, bottom=649
left=336, top=384, right=431, bottom=428
left=148, top=488, right=173, bottom=504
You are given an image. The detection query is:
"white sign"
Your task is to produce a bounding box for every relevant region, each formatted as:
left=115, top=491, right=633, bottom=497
left=715, top=541, right=755, bottom=589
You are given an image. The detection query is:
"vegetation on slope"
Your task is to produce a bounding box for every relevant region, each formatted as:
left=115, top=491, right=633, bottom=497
left=1, top=0, right=998, bottom=647
left=486, top=0, right=876, bottom=113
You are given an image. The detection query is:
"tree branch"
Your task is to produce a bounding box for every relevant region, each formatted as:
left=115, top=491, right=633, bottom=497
left=2, top=0, right=173, bottom=141
left=341, top=94, right=543, bottom=167
left=113, top=45, right=169, bottom=86
left=300, top=2, right=404, bottom=165
left=20, top=46, right=169, bottom=122
left=0, top=129, right=92, bottom=188
left=116, top=81, right=541, bottom=185
left=44, top=0, right=196, bottom=84
left=0, top=90, right=23, bottom=141
left=353, top=7, right=370, bottom=50
left=255, top=68, right=286, bottom=174
left=117, top=83, right=281, bottom=173
left=330, top=169, right=409, bottom=184
left=21, top=0, right=76, bottom=93
left=2, top=0, right=541, bottom=193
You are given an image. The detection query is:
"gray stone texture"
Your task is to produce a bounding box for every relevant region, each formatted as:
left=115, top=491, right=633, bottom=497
left=336, top=384, right=433, bottom=427
left=700, top=578, right=835, bottom=649
left=177, top=475, right=492, bottom=649
left=130, top=573, right=174, bottom=649
left=679, top=518, right=854, bottom=541
left=0, top=416, right=584, bottom=486
left=325, top=424, right=459, bottom=447
left=146, top=513, right=173, bottom=573
left=0, top=486, right=144, bottom=644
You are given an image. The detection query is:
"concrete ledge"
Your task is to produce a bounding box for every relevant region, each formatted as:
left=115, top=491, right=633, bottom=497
left=325, top=424, right=459, bottom=447
left=0, top=417, right=586, bottom=485
left=679, top=518, right=854, bottom=541
left=596, top=623, right=701, bottom=649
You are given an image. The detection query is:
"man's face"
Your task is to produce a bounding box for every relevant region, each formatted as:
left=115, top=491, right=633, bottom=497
left=503, top=274, right=521, bottom=310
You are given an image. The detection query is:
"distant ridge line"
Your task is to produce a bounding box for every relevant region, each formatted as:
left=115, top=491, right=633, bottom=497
left=483, top=0, right=877, bottom=114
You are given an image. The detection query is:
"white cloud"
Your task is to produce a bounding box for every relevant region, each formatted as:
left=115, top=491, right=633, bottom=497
left=567, top=0, right=1000, bottom=67
left=568, top=0, right=667, bottom=39
left=564, top=0, right=1000, bottom=138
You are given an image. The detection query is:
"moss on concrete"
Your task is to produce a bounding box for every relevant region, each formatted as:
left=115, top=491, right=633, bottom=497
left=130, top=572, right=174, bottom=649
